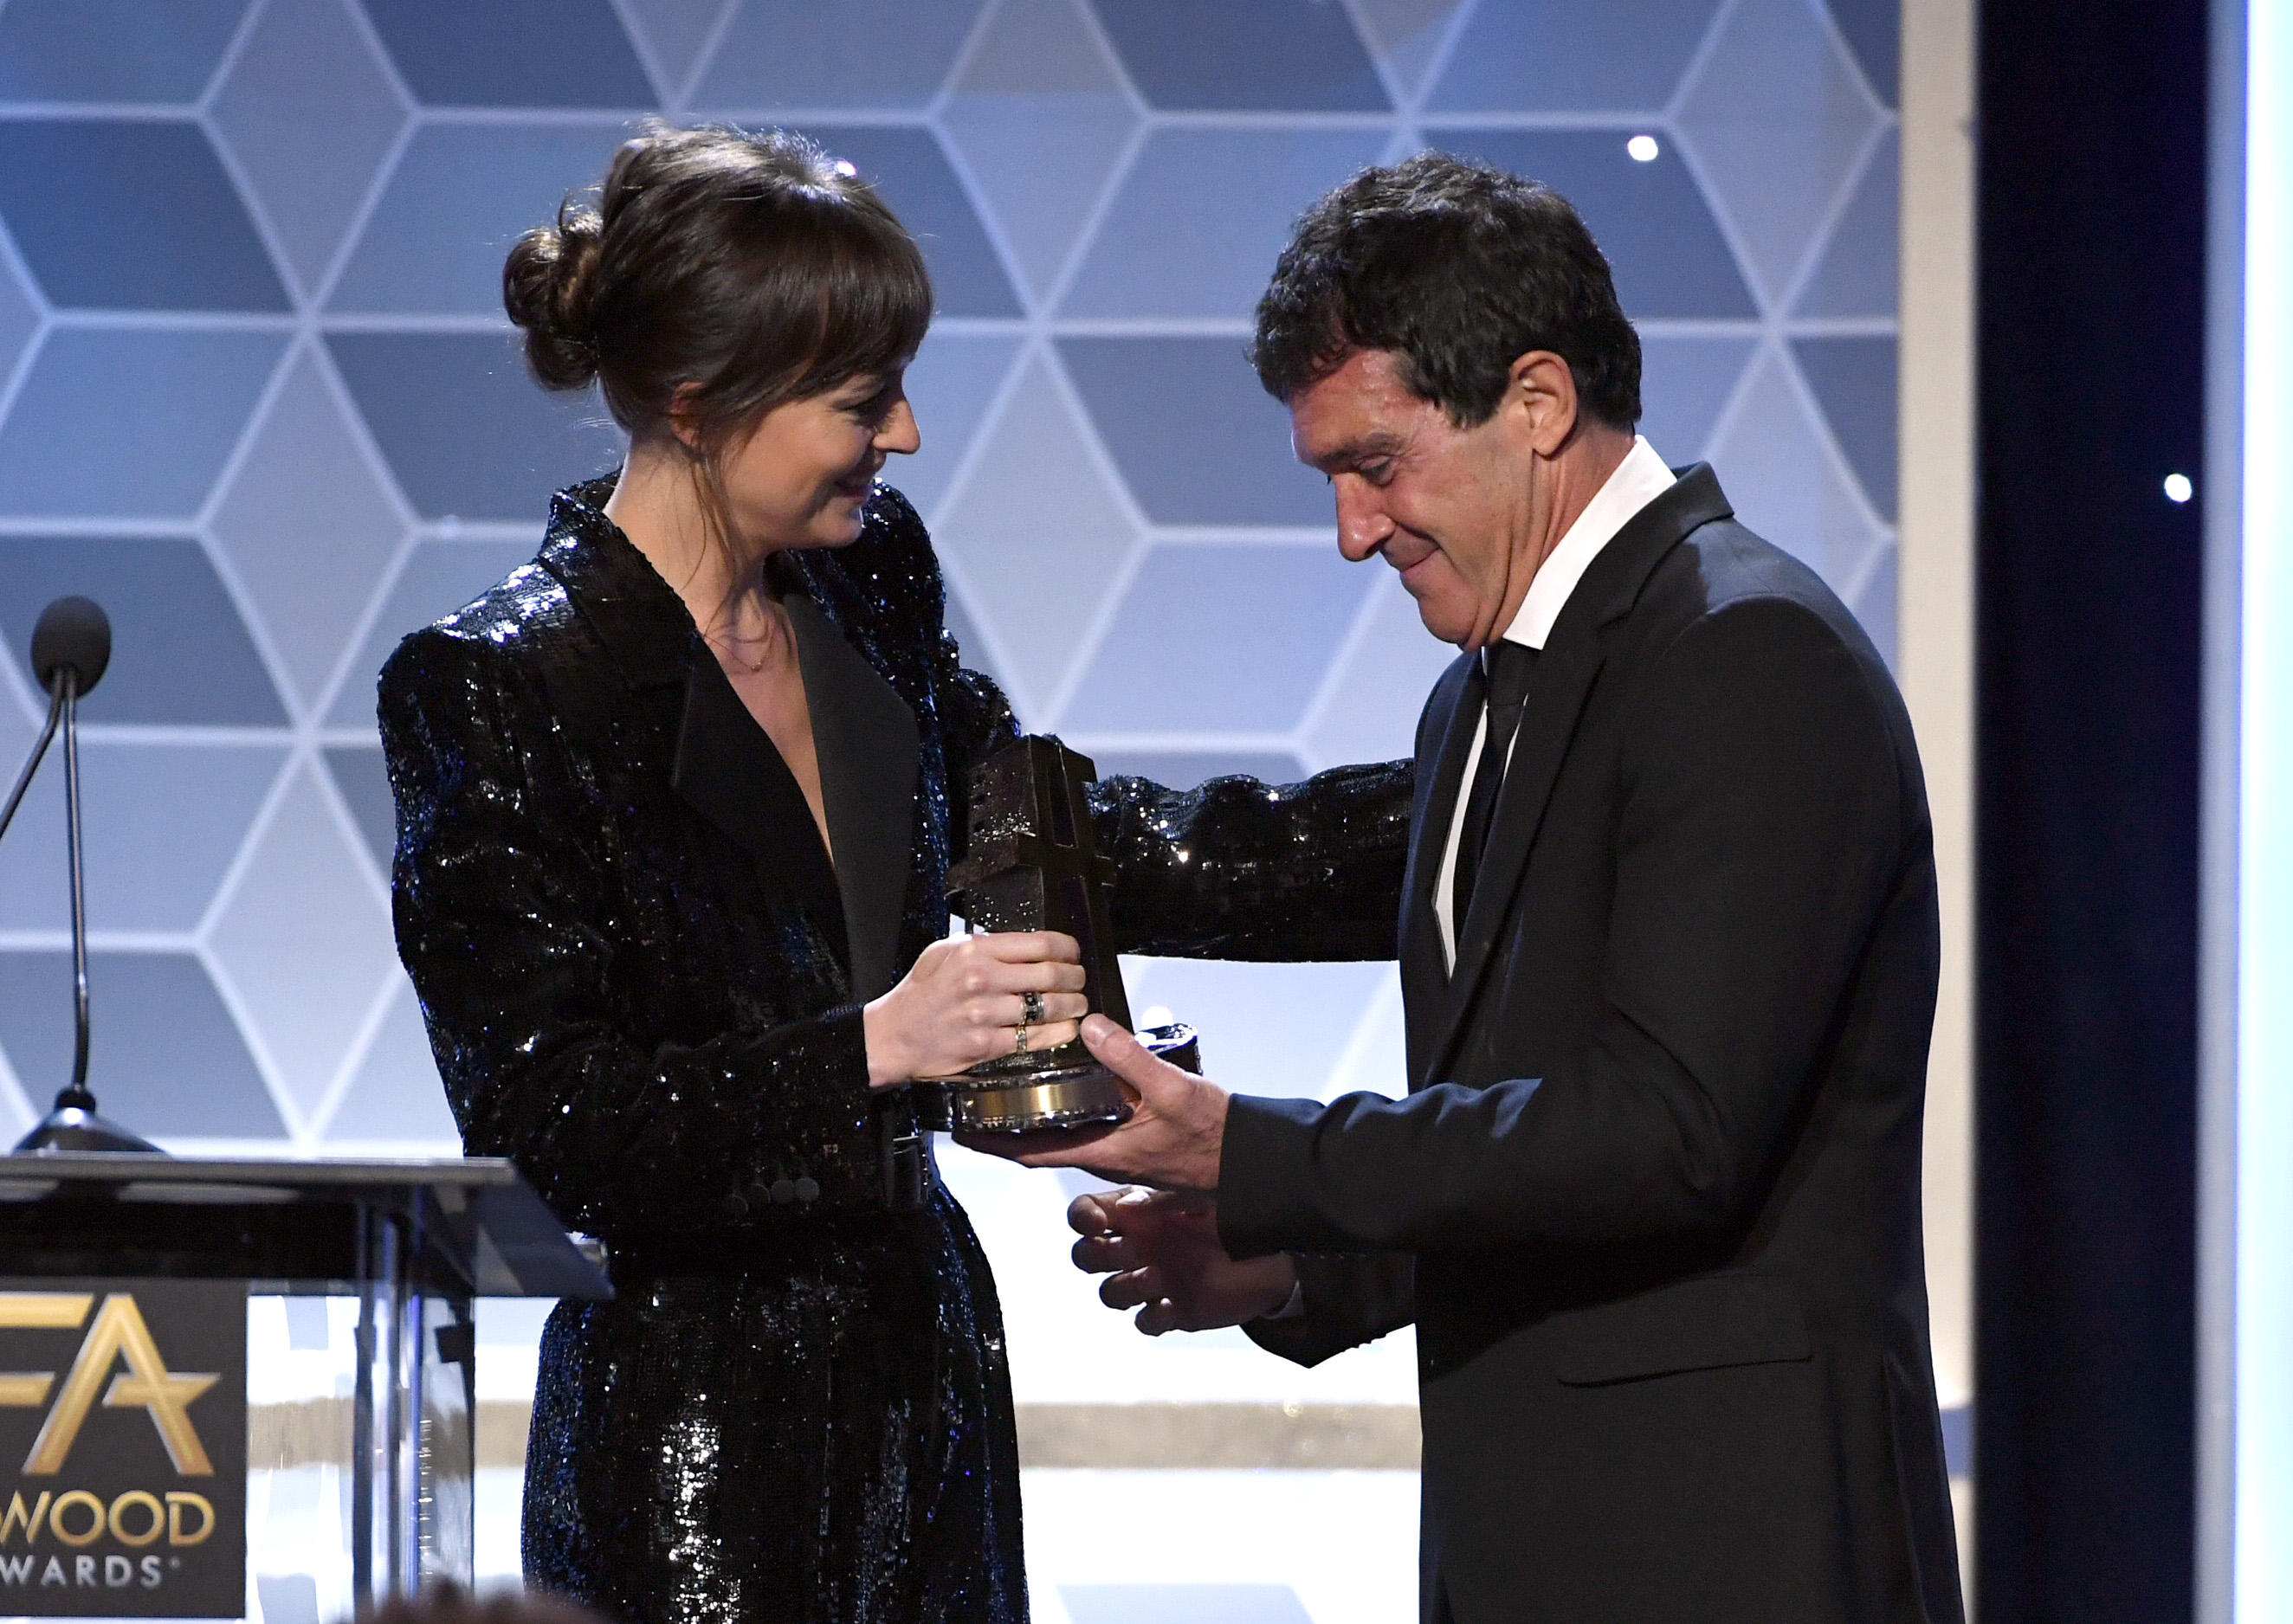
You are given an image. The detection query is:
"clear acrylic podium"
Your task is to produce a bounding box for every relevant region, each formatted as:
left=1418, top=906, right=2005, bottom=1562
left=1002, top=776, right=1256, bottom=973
left=0, top=1155, right=610, bottom=1618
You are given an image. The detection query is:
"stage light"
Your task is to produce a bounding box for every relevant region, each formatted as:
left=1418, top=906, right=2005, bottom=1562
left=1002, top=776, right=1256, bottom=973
left=1627, top=135, right=1660, bottom=163
left=2167, top=472, right=2195, bottom=502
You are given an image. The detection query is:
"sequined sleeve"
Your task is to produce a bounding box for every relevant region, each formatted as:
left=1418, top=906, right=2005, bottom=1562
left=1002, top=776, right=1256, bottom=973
left=379, top=628, right=889, bottom=1232
left=921, top=525, right=1023, bottom=849
left=933, top=637, right=1021, bottom=865
left=901, top=491, right=1411, bottom=962
left=1090, top=763, right=1413, bottom=961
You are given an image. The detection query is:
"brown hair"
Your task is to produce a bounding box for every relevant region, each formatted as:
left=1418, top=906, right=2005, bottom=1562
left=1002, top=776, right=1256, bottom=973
left=1252, top=151, right=1641, bottom=431
left=503, top=123, right=933, bottom=522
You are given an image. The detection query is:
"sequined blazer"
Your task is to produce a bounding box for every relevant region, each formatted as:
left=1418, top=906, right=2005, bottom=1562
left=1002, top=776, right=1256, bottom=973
left=378, top=477, right=1411, bottom=1623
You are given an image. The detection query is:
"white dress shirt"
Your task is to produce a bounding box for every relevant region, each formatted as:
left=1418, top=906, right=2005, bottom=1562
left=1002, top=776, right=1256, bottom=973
left=1431, top=435, right=1676, bottom=967
left=1260, top=434, right=1680, bottom=1327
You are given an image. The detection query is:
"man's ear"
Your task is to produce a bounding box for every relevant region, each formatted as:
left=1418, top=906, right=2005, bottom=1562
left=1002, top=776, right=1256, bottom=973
left=1504, top=350, right=1580, bottom=459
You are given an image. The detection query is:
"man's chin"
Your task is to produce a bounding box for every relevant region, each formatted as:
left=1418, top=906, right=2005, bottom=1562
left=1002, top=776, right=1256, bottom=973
left=1398, top=572, right=1474, bottom=647
left=1411, top=598, right=1476, bottom=648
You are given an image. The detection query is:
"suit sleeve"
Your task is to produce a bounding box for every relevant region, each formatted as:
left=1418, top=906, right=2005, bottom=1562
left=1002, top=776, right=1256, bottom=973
left=1243, top=1251, right=1418, bottom=1366
left=1230, top=679, right=1451, bottom=1357
left=864, top=491, right=1022, bottom=866
left=380, top=628, right=896, bottom=1233
left=1219, top=596, right=1913, bottom=1256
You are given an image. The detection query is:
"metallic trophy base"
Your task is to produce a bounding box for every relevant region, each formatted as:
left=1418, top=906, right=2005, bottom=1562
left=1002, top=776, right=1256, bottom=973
left=941, top=1022, right=1200, bottom=1134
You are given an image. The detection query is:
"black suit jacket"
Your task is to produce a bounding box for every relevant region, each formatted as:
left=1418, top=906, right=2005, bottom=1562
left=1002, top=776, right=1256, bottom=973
left=1220, top=467, right=1963, bottom=1624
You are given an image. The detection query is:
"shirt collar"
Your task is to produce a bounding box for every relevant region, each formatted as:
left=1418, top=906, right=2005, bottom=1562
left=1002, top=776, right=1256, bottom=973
left=1499, top=435, right=1676, bottom=653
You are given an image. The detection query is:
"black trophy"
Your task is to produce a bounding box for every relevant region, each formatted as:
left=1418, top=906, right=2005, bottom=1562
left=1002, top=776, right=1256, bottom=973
left=937, top=736, right=1198, bottom=1132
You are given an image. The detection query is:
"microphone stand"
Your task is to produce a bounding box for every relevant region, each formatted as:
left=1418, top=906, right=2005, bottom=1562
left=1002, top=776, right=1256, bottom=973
left=10, top=666, right=158, bottom=1155
left=0, top=673, right=66, bottom=847
left=61, top=669, right=94, bottom=1112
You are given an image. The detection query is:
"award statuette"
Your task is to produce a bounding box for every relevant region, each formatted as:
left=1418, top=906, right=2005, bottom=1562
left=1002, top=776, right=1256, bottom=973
left=934, top=736, right=1198, bottom=1132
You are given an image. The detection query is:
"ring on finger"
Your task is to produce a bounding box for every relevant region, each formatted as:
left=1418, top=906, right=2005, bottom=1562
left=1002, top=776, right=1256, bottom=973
left=1021, top=989, right=1046, bottom=1026
left=1014, top=1023, right=1030, bottom=1054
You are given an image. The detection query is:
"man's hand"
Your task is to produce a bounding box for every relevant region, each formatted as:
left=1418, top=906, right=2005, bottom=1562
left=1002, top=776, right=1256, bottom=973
left=1069, top=1187, right=1296, bottom=1335
left=964, top=1014, right=1231, bottom=1191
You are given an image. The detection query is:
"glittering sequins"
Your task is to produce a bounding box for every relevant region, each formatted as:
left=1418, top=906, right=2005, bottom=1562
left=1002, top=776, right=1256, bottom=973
left=380, top=476, right=1412, bottom=1623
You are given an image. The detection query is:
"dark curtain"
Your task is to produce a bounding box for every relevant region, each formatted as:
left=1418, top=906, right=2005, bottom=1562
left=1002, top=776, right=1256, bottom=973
left=1974, top=0, right=2207, bottom=1619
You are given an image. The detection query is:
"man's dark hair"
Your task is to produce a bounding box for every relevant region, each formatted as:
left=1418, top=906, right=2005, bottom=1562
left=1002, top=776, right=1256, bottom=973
left=1250, top=152, right=1641, bottom=431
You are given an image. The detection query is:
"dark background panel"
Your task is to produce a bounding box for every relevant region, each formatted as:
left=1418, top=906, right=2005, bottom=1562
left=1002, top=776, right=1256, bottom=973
left=0, top=120, right=289, bottom=312
left=358, top=0, right=653, bottom=107
left=1432, top=128, right=1758, bottom=319
left=1975, top=0, right=2208, bottom=1617
left=1087, top=0, right=1388, bottom=112
left=326, top=332, right=622, bottom=521
left=0, top=537, right=287, bottom=725
left=1056, top=336, right=1333, bottom=525
left=0, top=951, right=286, bottom=1138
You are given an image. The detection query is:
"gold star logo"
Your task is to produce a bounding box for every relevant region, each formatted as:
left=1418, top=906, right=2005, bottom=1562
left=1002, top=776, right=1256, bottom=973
left=10, top=1294, right=219, bottom=1477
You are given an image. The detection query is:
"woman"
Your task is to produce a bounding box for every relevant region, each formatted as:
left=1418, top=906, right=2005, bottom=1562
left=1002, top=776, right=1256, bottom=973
left=379, top=125, right=1409, bottom=1623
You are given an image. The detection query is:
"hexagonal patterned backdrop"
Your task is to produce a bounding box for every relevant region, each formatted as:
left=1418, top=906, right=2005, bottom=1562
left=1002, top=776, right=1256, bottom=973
left=0, top=0, right=1897, bottom=1433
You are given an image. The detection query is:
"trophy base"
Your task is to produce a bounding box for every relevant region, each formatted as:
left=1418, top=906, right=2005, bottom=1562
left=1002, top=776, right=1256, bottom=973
left=940, top=1022, right=1199, bottom=1134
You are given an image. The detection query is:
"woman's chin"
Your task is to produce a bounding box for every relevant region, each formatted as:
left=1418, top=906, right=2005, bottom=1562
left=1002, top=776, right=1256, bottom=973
left=810, top=498, right=869, bottom=547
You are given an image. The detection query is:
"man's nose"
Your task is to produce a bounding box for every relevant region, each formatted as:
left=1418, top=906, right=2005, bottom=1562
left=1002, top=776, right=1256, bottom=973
left=1334, top=480, right=1392, bottom=562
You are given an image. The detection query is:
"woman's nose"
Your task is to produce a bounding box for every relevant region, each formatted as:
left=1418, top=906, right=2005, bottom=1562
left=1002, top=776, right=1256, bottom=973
left=879, top=398, right=922, bottom=455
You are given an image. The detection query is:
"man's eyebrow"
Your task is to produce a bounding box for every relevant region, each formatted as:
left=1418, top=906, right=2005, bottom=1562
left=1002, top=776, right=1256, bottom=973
left=1308, top=432, right=1405, bottom=471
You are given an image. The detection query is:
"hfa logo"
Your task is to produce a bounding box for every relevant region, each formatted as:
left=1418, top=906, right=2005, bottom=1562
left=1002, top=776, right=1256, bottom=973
left=0, top=1292, right=220, bottom=1478
left=0, top=1281, right=247, bottom=1620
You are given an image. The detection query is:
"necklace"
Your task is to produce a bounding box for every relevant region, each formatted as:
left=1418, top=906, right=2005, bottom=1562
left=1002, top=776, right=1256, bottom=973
left=709, top=629, right=773, bottom=674
left=707, top=601, right=787, bottom=675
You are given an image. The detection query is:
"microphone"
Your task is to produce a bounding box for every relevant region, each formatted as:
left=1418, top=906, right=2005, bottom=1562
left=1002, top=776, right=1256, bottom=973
left=4, top=596, right=158, bottom=1156
left=31, top=594, right=111, bottom=695
left=0, top=596, right=103, bottom=847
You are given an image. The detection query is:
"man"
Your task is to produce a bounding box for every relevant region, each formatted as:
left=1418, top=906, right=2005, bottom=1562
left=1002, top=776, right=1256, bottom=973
left=985, top=155, right=1961, bottom=1623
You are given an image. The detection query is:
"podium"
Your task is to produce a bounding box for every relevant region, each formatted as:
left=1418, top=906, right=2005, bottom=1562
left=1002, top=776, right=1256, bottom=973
left=0, top=1155, right=610, bottom=1619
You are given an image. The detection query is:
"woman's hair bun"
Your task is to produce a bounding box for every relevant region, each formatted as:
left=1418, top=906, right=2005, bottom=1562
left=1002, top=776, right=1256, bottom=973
left=498, top=125, right=933, bottom=440
left=502, top=200, right=605, bottom=391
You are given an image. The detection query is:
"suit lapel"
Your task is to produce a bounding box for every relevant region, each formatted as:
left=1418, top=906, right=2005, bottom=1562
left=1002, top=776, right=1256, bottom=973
left=1400, top=654, right=1480, bottom=1090
left=1426, top=645, right=1605, bottom=1081
left=544, top=484, right=920, bottom=991
left=785, top=593, right=920, bottom=1002
left=538, top=480, right=699, bottom=693
left=1417, top=462, right=1737, bottom=1085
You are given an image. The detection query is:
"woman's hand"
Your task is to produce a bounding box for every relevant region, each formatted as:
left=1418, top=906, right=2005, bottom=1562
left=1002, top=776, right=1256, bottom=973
left=862, top=931, right=1088, bottom=1086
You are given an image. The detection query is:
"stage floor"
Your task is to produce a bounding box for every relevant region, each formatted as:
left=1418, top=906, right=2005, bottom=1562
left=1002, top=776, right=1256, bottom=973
left=468, top=1467, right=1421, bottom=1624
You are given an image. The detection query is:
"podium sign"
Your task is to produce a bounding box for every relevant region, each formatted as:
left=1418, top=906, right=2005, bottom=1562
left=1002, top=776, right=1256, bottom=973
left=0, top=1281, right=247, bottom=1616
left=0, top=1155, right=608, bottom=1619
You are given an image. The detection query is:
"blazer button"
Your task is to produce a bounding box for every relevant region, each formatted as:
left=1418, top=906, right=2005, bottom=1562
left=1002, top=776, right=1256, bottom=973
left=794, top=1176, right=820, bottom=1204
left=721, top=1193, right=748, bottom=1219
left=769, top=1177, right=798, bottom=1205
